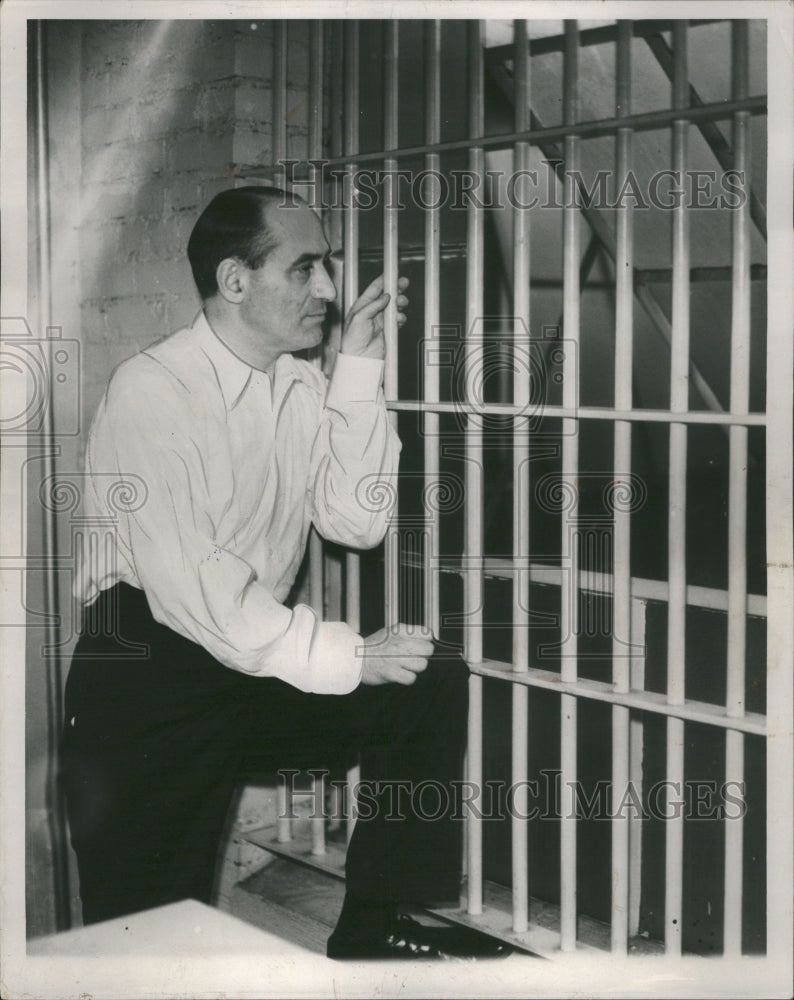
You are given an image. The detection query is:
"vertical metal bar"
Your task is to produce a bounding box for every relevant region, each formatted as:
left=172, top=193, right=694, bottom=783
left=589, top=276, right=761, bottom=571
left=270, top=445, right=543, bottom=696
left=273, top=21, right=287, bottom=183
left=465, top=19, right=485, bottom=917
left=424, top=21, right=442, bottom=638
left=383, top=23, right=400, bottom=628
left=724, top=19, right=751, bottom=956
left=559, top=19, right=580, bottom=953
left=311, top=772, right=326, bottom=856
left=611, top=20, right=634, bottom=955
left=510, top=18, right=531, bottom=936
left=277, top=780, right=292, bottom=843
left=324, top=23, right=345, bottom=633
left=628, top=596, right=647, bottom=938
left=665, top=20, right=690, bottom=957
left=343, top=22, right=361, bottom=634
left=307, top=25, right=326, bottom=864
left=34, top=20, right=71, bottom=930
left=765, top=12, right=794, bottom=972
left=308, top=21, right=325, bottom=620
left=308, top=21, right=323, bottom=173
left=329, top=23, right=344, bottom=161
left=346, top=762, right=360, bottom=845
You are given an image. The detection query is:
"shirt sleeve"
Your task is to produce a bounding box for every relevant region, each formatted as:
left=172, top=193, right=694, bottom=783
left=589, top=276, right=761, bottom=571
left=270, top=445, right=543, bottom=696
left=85, top=364, right=364, bottom=695
left=311, top=352, right=402, bottom=548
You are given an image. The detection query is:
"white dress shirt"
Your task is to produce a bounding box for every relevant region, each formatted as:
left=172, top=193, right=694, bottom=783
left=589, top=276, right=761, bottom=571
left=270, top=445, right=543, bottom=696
left=75, top=311, right=400, bottom=694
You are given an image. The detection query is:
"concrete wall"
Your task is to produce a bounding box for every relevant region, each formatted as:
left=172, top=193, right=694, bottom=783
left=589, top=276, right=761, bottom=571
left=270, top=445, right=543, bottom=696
left=27, top=17, right=311, bottom=936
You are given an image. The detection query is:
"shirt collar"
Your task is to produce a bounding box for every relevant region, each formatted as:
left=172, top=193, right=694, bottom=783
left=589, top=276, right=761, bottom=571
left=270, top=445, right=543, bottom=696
left=192, top=311, right=308, bottom=411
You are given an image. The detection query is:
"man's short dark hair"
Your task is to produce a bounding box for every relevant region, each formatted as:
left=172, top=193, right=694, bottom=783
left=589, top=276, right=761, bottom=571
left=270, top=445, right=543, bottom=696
left=187, top=185, right=303, bottom=300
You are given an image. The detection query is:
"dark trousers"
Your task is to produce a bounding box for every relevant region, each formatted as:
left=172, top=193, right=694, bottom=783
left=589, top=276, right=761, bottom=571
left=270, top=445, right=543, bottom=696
left=60, top=584, right=468, bottom=925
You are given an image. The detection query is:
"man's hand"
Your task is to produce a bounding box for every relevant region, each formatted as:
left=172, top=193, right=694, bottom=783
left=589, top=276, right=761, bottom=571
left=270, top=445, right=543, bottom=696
left=339, top=274, right=409, bottom=361
left=358, top=623, right=433, bottom=686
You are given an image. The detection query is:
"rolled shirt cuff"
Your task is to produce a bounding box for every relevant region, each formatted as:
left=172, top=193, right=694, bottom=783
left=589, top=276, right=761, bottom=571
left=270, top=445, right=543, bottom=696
left=307, top=619, right=364, bottom=694
left=326, top=353, right=385, bottom=409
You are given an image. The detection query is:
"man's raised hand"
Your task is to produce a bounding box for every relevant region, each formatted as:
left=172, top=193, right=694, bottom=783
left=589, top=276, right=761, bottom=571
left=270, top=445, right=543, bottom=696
left=339, top=274, right=409, bottom=361
left=358, top=623, right=434, bottom=686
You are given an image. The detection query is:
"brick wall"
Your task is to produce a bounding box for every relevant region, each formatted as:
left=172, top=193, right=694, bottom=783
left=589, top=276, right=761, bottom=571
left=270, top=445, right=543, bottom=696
left=29, top=17, right=313, bottom=936
left=75, top=19, right=305, bottom=426
left=69, top=19, right=318, bottom=432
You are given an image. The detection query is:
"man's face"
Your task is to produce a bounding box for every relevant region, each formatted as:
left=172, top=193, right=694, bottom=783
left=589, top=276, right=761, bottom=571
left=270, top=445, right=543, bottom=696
left=238, top=200, right=337, bottom=369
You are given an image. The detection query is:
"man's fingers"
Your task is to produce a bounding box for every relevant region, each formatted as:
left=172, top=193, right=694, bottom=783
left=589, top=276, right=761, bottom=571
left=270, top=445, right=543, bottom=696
left=389, top=635, right=434, bottom=656
left=350, top=274, right=409, bottom=314
left=353, top=291, right=391, bottom=321
left=390, top=665, right=419, bottom=685
left=351, top=274, right=386, bottom=311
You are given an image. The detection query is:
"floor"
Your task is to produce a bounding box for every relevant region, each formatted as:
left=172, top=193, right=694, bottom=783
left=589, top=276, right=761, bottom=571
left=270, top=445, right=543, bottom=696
left=225, top=826, right=664, bottom=958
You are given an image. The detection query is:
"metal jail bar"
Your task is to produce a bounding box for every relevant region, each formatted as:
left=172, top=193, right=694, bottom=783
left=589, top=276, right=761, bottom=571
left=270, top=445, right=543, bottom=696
left=307, top=21, right=327, bottom=860
left=511, top=17, right=531, bottom=937
left=253, top=17, right=772, bottom=959
left=273, top=19, right=291, bottom=845
left=464, top=19, right=485, bottom=918
left=665, top=20, right=690, bottom=957
left=559, top=19, right=581, bottom=953
left=383, top=23, right=400, bottom=628
left=724, top=19, right=751, bottom=956
left=423, top=21, right=441, bottom=639
left=273, top=22, right=287, bottom=185
left=343, top=22, right=361, bottom=637
left=611, top=19, right=634, bottom=955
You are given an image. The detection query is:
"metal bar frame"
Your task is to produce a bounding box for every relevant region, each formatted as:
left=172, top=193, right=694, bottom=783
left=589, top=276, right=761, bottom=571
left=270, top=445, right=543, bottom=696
left=558, top=20, right=580, bottom=951
left=464, top=19, right=486, bottom=919
left=423, top=21, right=441, bottom=638
left=723, top=20, right=751, bottom=955
left=383, top=22, right=400, bottom=628
left=511, top=17, right=531, bottom=936
left=298, top=14, right=777, bottom=963
left=610, top=19, right=634, bottom=954
left=664, top=20, right=690, bottom=957
left=343, top=22, right=361, bottom=636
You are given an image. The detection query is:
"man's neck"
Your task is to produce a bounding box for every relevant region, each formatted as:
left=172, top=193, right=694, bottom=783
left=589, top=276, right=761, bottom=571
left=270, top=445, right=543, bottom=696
left=203, top=301, right=279, bottom=377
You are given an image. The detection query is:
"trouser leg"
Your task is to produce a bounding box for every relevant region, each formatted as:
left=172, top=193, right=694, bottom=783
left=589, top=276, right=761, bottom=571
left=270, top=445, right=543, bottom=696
left=233, top=648, right=469, bottom=906
left=62, top=585, right=468, bottom=922
left=60, top=702, right=245, bottom=925
left=60, top=586, right=254, bottom=924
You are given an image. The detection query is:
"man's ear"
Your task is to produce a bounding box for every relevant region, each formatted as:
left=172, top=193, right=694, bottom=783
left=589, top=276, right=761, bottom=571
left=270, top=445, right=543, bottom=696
left=215, top=258, right=246, bottom=304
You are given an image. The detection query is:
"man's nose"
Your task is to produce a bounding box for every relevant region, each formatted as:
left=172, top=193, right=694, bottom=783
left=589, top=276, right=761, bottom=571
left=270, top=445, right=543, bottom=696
left=313, top=263, right=337, bottom=302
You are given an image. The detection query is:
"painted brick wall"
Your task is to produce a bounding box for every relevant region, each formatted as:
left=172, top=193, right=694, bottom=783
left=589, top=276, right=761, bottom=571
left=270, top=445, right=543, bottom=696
left=29, top=17, right=313, bottom=936
left=73, top=18, right=314, bottom=430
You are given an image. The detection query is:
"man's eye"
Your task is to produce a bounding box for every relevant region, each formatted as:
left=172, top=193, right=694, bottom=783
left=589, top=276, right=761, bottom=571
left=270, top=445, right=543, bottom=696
left=296, top=263, right=313, bottom=278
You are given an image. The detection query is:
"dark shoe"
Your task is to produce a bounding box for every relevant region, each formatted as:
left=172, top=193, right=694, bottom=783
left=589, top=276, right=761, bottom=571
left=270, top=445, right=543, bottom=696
left=327, top=913, right=513, bottom=961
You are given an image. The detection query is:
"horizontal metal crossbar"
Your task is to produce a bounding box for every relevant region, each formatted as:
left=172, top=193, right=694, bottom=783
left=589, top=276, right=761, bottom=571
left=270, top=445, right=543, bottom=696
left=241, top=95, right=765, bottom=176
left=402, top=554, right=768, bottom=618
left=359, top=241, right=768, bottom=285
left=470, top=658, right=767, bottom=736
left=386, top=399, right=767, bottom=426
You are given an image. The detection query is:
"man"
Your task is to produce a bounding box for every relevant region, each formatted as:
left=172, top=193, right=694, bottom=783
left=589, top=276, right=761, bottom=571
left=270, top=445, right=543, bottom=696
left=61, top=186, right=509, bottom=960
